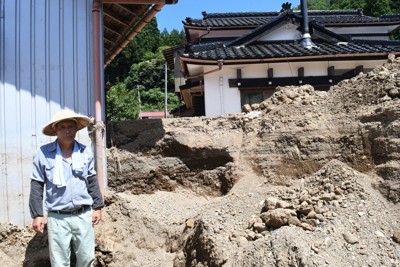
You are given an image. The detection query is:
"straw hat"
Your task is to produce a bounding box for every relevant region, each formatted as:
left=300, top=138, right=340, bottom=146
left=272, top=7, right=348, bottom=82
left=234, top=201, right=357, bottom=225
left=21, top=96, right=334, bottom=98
left=42, top=110, right=91, bottom=136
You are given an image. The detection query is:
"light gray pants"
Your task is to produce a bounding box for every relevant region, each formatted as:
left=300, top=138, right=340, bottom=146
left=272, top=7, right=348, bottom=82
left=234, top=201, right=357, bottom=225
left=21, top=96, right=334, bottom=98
left=47, top=208, right=95, bottom=267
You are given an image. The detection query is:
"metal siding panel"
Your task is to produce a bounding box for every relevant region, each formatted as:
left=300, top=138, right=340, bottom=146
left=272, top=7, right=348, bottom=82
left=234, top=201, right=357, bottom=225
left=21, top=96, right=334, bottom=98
left=3, top=0, right=21, bottom=225
left=0, top=0, right=95, bottom=226
left=19, top=0, right=35, bottom=223
left=33, top=0, right=50, bottom=149
left=75, top=0, right=93, bottom=145
left=76, top=0, right=92, bottom=115
left=61, top=0, right=74, bottom=109
left=0, top=0, right=7, bottom=223
left=48, top=0, right=62, bottom=109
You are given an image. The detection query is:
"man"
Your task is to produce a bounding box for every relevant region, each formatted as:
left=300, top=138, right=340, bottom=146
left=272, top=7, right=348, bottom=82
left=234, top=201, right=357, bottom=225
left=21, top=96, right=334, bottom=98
left=29, top=110, right=104, bottom=266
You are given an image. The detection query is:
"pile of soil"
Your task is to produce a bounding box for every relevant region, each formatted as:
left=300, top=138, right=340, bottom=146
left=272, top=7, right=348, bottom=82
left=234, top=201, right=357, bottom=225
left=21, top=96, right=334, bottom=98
left=1, top=55, right=400, bottom=266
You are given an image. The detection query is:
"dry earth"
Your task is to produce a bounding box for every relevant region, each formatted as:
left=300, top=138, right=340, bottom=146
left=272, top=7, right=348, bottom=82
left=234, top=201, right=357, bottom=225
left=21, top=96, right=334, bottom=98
left=1, top=55, right=400, bottom=266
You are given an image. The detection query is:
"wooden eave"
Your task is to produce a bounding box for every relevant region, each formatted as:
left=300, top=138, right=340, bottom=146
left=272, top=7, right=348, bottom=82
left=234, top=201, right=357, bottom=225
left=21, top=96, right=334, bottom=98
left=323, top=21, right=400, bottom=27
left=180, top=52, right=400, bottom=67
left=103, top=0, right=178, bottom=67
left=183, top=25, right=258, bottom=31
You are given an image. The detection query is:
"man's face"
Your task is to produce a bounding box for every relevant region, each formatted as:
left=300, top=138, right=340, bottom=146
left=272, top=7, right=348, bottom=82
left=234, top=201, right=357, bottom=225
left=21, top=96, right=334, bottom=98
left=54, top=119, right=77, bottom=143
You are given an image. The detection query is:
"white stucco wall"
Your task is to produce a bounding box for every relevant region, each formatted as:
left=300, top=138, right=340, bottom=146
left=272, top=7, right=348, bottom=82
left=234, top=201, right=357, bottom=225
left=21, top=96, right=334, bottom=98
left=202, top=59, right=387, bottom=117
left=204, top=67, right=241, bottom=117
left=258, top=23, right=301, bottom=41
left=328, top=25, right=399, bottom=35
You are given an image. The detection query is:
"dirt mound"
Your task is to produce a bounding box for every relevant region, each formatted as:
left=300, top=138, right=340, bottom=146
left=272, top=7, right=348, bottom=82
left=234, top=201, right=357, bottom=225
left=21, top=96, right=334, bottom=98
left=1, top=56, right=400, bottom=266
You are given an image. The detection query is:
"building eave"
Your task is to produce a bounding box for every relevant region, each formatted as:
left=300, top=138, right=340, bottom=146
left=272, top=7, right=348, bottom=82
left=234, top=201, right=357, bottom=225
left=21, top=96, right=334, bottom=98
left=180, top=52, right=400, bottom=67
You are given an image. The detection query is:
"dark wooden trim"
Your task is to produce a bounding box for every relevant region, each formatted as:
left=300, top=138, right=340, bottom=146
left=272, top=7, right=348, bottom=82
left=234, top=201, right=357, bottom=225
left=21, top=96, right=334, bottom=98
left=181, top=53, right=397, bottom=66
left=237, top=69, right=242, bottom=79
left=328, top=66, right=335, bottom=76
left=236, top=69, right=243, bottom=87
left=180, top=80, right=203, bottom=90
left=355, top=65, right=364, bottom=75
left=229, top=72, right=356, bottom=88
left=268, top=68, right=273, bottom=78
left=298, top=67, right=304, bottom=78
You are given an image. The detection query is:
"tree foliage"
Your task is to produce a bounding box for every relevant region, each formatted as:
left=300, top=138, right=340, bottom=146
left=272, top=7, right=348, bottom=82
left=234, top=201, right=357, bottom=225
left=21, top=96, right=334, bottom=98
left=305, top=0, right=400, bottom=39
left=364, top=0, right=392, bottom=17
left=105, top=18, right=162, bottom=84
left=125, top=47, right=174, bottom=90
left=329, top=0, right=366, bottom=10
left=106, top=83, right=139, bottom=121
left=306, top=0, right=398, bottom=16
left=105, top=17, right=184, bottom=121
left=307, top=0, right=331, bottom=10
left=161, top=28, right=185, bottom=47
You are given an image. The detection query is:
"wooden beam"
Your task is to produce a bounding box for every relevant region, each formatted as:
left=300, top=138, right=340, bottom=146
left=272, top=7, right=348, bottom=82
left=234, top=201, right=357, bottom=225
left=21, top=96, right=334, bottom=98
left=237, top=69, right=242, bottom=79
left=104, top=9, right=129, bottom=27
left=228, top=71, right=358, bottom=88
left=103, top=36, right=114, bottom=45
left=181, top=89, right=193, bottom=109
left=104, top=25, right=122, bottom=37
left=298, top=67, right=304, bottom=78
left=180, top=53, right=400, bottom=66
left=268, top=68, right=273, bottom=78
left=104, top=27, right=121, bottom=40
left=236, top=69, right=242, bottom=87
left=327, top=66, right=335, bottom=83
left=113, top=4, right=140, bottom=19
left=328, top=66, right=335, bottom=76
left=298, top=67, right=304, bottom=84
left=355, top=65, right=364, bottom=75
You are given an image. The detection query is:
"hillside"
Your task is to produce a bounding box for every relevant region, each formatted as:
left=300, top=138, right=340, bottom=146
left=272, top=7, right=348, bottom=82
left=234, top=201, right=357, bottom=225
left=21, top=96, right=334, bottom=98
left=1, top=55, right=400, bottom=266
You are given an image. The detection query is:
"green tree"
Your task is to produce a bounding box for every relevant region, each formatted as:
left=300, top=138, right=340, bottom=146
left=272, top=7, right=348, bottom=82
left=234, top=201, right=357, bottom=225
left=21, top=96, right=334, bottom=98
left=140, top=88, right=180, bottom=112
left=121, top=45, right=179, bottom=114
left=306, top=0, right=399, bottom=39
left=307, top=0, right=331, bottom=10
left=125, top=46, right=175, bottom=92
left=104, top=15, right=186, bottom=121
left=332, top=0, right=366, bottom=10
left=162, top=29, right=185, bottom=46
left=160, top=28, right=170, bottom=42
left=141, top=88, right=165, bottom=110
left=390, top=1, right=400, bottom=13
left=307, top=0, right=396, bottom=15
left=364, top=0, right=391, bottom=17
left=125, top=57, right=166, bottom=90
left=105, top=18, right=162, bottom=84
left=106, top=83, right=139, bottom=121
left=306, top=0, right=367, bottom=10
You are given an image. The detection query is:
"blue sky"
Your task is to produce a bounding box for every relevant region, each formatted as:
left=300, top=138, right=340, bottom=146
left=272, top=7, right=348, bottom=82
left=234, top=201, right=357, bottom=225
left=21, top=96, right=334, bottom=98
left=156, top=0, right=301, bottom=32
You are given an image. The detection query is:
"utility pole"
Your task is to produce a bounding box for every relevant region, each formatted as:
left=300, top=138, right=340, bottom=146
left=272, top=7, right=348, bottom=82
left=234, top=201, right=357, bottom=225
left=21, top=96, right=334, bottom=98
left=136, top=85, right=142, bottom=119
left=164, top=61, right=168, bottom=118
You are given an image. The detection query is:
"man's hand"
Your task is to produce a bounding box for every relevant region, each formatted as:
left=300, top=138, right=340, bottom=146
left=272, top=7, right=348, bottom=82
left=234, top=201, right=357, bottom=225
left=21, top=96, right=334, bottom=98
left=92, top=209, right=102, bottom=225
left=32, top=216, right=46, bottom=234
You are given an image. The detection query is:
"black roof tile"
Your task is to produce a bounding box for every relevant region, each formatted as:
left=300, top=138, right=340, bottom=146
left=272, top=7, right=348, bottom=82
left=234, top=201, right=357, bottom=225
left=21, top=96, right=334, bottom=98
left=181, top=41, right=400, bottom=61
left=184, top=10, right=400, bottom=28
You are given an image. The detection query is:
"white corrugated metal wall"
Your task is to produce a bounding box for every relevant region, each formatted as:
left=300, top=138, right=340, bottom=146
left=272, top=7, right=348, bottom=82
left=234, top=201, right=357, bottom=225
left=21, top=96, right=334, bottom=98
left=0, top=0, right=98, bottom=226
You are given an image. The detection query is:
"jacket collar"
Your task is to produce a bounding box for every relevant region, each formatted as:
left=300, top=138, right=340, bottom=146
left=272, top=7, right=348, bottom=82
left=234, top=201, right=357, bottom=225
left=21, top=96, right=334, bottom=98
left=47, top=139, right=85, bottom=153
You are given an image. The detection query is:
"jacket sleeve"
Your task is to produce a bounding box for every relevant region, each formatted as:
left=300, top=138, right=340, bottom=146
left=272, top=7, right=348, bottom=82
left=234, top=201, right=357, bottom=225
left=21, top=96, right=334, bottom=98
left=87, top=174, right=104, bottom=209
left=29, top=179, right=45, bottom=218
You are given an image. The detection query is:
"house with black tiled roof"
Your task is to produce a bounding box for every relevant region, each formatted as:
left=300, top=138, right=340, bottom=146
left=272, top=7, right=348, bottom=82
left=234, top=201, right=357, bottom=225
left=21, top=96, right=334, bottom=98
left=163, top=2, right=400, bottom=117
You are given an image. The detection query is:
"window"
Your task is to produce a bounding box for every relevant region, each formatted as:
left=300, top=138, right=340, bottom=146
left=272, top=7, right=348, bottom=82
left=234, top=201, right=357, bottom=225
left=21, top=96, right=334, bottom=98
left=241, top=90, right=274, bottom=106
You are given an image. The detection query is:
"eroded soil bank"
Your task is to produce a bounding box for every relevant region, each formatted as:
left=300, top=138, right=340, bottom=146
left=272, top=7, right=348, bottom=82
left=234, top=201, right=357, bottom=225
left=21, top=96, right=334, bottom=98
left=1, top=56, right=400, bottom=266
